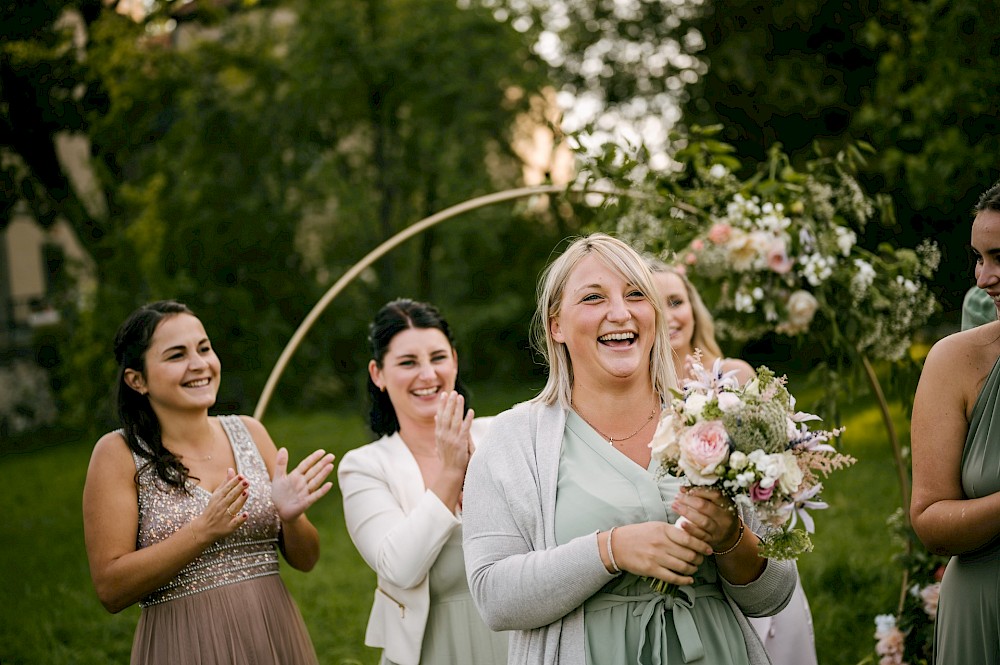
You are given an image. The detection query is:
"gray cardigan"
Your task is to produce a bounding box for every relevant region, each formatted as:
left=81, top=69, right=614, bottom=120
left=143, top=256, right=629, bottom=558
left=463, top=400, right=795, bottom=665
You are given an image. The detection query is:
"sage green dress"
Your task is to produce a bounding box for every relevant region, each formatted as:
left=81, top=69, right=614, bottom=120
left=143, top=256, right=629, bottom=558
left=934, top=355, right=1000, bottom=664
left=555, top=411, right=751, bottom=665
left=384, top=524, right=508, bottom=665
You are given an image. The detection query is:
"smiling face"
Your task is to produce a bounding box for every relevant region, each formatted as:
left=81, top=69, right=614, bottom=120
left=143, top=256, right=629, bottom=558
left=549, top=254, right=656, bottom=390
left=973, top=209, right=1000, bottom=314
left=653, top=271, right=695, bottom=355
left=125, top=313, right=221, bottom=416
left=369, top=326, right=458, bottom=429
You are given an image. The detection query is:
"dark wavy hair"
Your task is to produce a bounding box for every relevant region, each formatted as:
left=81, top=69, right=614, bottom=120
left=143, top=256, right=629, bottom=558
left=367, top=299, right=470, bottom=436
left=976, top=180, right=1000, bottom=214
left=113, top=300, right=197, bottom=490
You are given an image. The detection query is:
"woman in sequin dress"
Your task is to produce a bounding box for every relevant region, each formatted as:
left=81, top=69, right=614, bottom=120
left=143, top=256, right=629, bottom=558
left=83, top=300, right=335, bottom=665
left=338, top=299, right=508, bottom=665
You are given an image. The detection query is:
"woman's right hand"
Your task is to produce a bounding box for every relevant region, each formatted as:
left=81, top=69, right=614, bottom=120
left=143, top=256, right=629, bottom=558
left=605, top=521, right=713, bottom=585
left=435, top=390, right=475, bottom=474
left=190, top=469, right=249, bottom=542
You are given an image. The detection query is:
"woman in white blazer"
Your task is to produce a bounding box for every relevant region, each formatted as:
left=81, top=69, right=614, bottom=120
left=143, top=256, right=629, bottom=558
left=338, top=299, right=507, bottom=665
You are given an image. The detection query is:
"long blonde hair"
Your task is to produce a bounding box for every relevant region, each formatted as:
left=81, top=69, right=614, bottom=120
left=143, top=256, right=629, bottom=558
left=530, top=234, right=677, bottom=409
left=647, top=259, right=724, bottom=359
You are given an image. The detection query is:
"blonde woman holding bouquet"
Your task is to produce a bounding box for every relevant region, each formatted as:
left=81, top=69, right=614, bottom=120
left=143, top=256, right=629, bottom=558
left=912, top=181, right=1000, bottom=665
left=463, top=234, right=796, bottom=665
left=649, top=261, right=818, bottom=665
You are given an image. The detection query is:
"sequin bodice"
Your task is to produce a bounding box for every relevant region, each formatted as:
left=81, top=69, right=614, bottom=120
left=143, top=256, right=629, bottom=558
left=129, top=415, right=280, bottom=607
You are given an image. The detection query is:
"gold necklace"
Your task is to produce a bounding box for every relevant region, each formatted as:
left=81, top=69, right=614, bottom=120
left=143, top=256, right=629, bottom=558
left=572, top=397, right=659, bottom=445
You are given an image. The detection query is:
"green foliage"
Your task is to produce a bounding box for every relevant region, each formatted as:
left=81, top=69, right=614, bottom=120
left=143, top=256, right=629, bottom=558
left=575, top=130, right=939, bottom=417
left=4, top=0, right=564, bottom=427
left=678, top=0, right=1000, bottom=314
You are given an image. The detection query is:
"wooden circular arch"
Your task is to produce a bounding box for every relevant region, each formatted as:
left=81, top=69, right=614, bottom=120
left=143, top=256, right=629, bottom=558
left=252, top=182, right=642, bottom=419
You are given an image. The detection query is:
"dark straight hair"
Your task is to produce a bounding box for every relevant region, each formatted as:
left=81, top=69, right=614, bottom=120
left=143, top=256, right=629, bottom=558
left=367, top=299, right=470, bottom=436
left=113, top=300, right=197, bottom=489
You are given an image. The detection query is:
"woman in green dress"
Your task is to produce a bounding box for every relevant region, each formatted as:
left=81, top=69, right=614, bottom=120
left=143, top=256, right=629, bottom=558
left=463, top=234, right=796, bottom=665
left=912, top=181, right=1000, bottom=664
left=338, top=299, right=507, bottom=665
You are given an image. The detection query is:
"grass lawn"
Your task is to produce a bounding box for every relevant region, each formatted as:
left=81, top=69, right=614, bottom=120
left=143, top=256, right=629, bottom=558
left=1, top=378, right=905, bottom=664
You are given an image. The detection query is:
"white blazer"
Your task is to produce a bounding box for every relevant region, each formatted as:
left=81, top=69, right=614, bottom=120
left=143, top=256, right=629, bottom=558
left=338, top=417, right=493, bottom=665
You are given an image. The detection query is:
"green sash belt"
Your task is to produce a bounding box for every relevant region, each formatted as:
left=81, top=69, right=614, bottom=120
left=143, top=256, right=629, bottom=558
left=585, top=583, right=725, bottom=664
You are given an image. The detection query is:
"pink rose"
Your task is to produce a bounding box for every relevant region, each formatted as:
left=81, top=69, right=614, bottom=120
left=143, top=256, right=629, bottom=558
left=684, top=252, right=698, bottom=265
left=750, top=481, right=774, bottom=502
left=920, top=582, right=941, bottom=620
left=708, top=223, right=732, bottom=244
left=678, top=420, right=731, bottom=485
left=766, top=238, right=794, bottom=274
left=691, top=239, right=705, bottom=251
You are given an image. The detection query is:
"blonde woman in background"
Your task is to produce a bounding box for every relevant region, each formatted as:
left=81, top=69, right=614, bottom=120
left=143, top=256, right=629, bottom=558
left=649, top=260, right=818, bottom=665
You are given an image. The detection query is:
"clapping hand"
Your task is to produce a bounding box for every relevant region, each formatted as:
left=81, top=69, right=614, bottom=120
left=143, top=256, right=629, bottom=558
left=271, top=447, right=336, bottom=523
left=192, top=470, right=250, bottom=541
left=435, top=391, right=475, bottom=472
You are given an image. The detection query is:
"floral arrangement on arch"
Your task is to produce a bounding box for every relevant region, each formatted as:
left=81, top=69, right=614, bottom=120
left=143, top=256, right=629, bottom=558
left=649, top=356, right=855, bottom=565
left=606, top=129, right=940, bottom=364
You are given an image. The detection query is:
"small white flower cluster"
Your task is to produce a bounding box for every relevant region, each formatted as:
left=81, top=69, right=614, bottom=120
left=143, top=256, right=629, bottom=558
left=800, top=252, right=835, bottom=287
left=851, top=258, right=877, bottom=300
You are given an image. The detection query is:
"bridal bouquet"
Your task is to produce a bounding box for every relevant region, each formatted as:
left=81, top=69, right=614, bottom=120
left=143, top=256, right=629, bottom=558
left=650, top=357, right=856, bottom=560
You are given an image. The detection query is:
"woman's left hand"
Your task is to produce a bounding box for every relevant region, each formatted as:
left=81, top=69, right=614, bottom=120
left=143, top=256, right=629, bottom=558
left=671, top=487, right=740, bottom=553
left=271, top=447, right=336, bottom=523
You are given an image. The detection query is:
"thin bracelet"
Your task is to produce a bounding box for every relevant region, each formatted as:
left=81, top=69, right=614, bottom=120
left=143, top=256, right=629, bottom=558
left=713, top=516, right=744, bottom=556
left=606, top=526, right=622, bottom=574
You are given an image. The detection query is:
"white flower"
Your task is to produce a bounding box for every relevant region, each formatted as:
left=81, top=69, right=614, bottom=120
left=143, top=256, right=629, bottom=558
left=750, top=451, right=785, bottom=488
left=778, top=450, right=803, bottom=494
left=729, top=450, right=749, bottom=470
left=734, top=291, right=755, bottom=313
left=852, top=258, right=876, bottom=299
left=874, top=614, right=897, bottom=636
left=684, top=393, right=709, bottom=419
left=709, top=163, right=728, bottom=179
left=800, top=253, right=834, bottom=287
left=649, top=414, right=680, bottom=462
left=777, top=290, right=819, bottom=335
left=834, top=225, right=856, bottom=256
left=735, top=470, right=756, bottom=488
left=717, top=392, right=742, bottom=413
left=896, top=274, right=918, bottom=294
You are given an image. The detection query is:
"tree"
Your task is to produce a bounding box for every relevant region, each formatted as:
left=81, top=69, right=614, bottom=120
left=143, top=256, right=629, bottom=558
left=4, top=0, right=560, bottom=427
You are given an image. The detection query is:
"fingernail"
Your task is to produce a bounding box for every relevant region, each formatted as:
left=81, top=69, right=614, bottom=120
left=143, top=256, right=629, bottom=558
left=242, top=480, right=249, bottom=487
left=242, top=490, right=248, bottom=496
